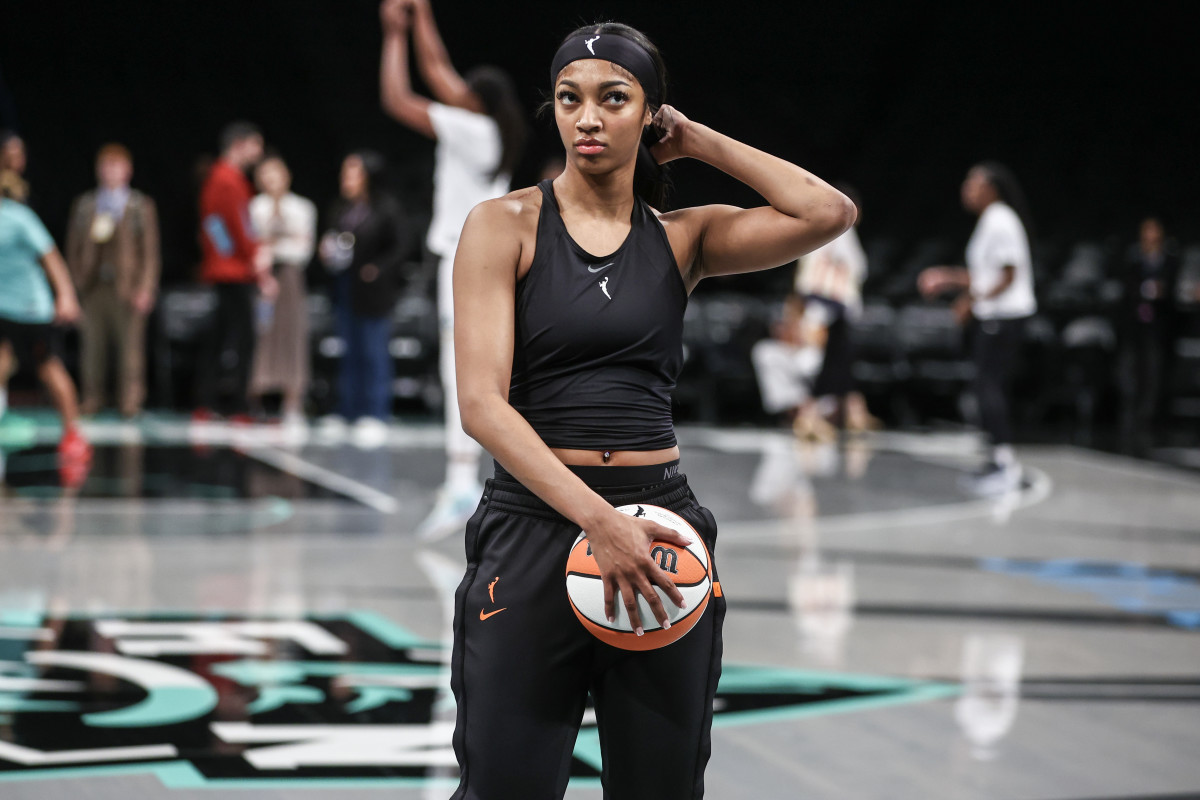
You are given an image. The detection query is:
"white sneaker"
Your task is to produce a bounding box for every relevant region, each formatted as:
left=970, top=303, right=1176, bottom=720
left=959, top=462, right=1022, bottom=497
left=417, top=483, right=483, bottom=541
left=352, top=417, right=389, bottom=449
left=280, top=413, right=309, bottom=446
left=314, top=414, right=348, bottom=444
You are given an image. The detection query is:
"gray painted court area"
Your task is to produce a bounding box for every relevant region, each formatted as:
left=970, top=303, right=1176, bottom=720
left=1, top=418, right=1198, bottom=799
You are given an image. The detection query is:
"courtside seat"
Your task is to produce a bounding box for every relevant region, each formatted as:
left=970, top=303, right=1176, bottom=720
left=893, top=303, right=973, bottom=426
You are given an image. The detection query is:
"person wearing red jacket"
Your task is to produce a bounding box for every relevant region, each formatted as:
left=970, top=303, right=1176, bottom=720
left=194, top=121, right=274, bottom=420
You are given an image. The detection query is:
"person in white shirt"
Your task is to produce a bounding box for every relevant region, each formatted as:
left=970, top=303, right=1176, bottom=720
left=379, top=0, right=527, bottom=538
left=248, top=155, right=317, bottom=425
left=793, top=185, right=879, bottom=438
left=918, top=162, right=1036, bottom=494
left=751, top=292, right=825, bottom=423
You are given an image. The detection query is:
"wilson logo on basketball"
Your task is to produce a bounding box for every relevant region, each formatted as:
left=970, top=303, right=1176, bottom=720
left=566, top=504, right=713, bottom=651
left=651, top=545, right=679, bottom=574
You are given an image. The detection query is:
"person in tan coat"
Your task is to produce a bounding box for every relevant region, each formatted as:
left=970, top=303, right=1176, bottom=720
left=65, top=143, right=160, bottom=417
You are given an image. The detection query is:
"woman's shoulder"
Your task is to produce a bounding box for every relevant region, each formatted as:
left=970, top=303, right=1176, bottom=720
left=980, top=201, right=1020, bottom=229
left=467, top=185, right=543, bottom=231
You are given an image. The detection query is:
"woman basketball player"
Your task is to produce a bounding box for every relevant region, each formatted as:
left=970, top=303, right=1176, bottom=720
left=379, top=0, right=528, bottom=538
left=450, top=23, right=855, bottom=799
left=919, top=162, right=1036, bottom=495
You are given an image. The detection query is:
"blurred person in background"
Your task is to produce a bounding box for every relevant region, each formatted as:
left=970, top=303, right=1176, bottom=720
left=379, top=0, right=528, bottom=537
left=65, top=143, right=160, bottom=419
left=751, top=292, right=826, bottom=431
left=248, top=154, right=316, bottom=429
left=194, top=121, right=274, bottom=422
left=793, top=184, right=879, bottom=438
left=0, top=129, right=30, bottom=419
left=1117, top=217, right=1180, bottom=451
left=0, top=130, right=29, bottom=203
left=318, top=150, right=407, bottom=448
left=0, top=192, right=89, bottom=463
left=919, top=162, right=1036, bottom=495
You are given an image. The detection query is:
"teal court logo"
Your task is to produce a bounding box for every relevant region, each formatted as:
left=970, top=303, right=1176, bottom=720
left=0, top=611, right=956, bottom=788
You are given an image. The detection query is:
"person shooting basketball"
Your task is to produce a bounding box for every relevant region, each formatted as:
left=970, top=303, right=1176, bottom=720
left=447, top=21, right=855, bottom=799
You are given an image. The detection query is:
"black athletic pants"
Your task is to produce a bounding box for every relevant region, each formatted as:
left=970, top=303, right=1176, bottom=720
left=196, top=283, right=256, bottom=415
left=1117, top=330, right=1167, bottom=442
left=450, top=471, right=725, bottom=800
left=970, top=316, right=1025, bottom=447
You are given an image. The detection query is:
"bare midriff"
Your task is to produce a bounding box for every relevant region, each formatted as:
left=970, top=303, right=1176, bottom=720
left=551, top=446, right=681, bottom=467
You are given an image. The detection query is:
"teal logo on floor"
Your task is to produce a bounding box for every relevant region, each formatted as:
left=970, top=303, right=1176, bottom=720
left=0, top=611, right=956, bottom=788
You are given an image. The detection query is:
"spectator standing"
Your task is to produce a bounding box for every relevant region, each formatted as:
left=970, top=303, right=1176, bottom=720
left=248, top=154, right=317, bottom=427
left=0, top=130, right=29, bottom=203
left=1116, top=217, right=1181, bottom=450
left=318, top=151, right=407, bottom=448
left=65, top=143, right=160, bottom=418
left=194, top=122, right=273, bottom=421
left=0, top=194, right=89, bottom=463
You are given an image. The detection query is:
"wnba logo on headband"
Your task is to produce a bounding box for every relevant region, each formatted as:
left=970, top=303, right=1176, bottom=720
left=550, top=33, right=661, bottom=107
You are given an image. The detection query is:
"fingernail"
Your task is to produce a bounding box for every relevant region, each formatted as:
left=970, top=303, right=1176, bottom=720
left=635, top=627, right=644, bottom=637
left=680, top=600, right=688, bottom=608
left=662, top=619, right=671, bottom=630
left=607, top=615, right=615, bottom=624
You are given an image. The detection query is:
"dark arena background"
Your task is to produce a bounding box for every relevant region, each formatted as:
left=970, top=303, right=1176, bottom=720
left=1, top=2, right=1199, bottom=799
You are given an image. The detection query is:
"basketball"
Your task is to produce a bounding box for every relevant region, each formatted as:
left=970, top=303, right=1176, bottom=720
left=565, top=503, right=713, bottom=651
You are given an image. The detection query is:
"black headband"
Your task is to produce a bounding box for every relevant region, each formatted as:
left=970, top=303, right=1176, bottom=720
left=549, top=33, right=661, bottom=107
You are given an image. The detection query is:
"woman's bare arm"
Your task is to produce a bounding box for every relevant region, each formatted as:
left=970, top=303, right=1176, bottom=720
left=378, top=0, right=435, bottom=138
left=653, top=106, right=856, bottom=289
left=454, top=197, right=689, bottom=634
left=408, top=0, right=482, bottom=112
left=41, top=248, right=80, bottom=324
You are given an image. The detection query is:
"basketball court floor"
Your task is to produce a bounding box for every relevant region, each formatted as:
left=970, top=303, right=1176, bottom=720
left=1, top=412, right=1198, bottom=799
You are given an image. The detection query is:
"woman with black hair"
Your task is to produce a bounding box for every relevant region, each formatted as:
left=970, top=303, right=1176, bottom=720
left=318, top=151, right=407, bottom=446
left=379, top=0, right=528, bottom=536
left=448, top=21, right=854, bottom=799
left=919, top=162, right=1037, bottom=494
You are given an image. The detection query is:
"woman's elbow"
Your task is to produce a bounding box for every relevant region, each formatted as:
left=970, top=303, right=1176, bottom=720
left=457, top=392, right=493, bottom=442
left=822, top=188, right=857, bottom=236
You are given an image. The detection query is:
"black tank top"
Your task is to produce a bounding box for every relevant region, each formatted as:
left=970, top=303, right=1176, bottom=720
left=508, top=180, right=687, bottom=450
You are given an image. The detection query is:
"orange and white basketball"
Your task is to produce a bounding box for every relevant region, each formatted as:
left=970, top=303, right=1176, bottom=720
left=565, top=503, right=713, bottom=651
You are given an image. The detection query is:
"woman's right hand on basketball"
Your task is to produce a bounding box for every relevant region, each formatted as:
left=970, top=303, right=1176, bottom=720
left=587, top=511, right=691, bottom=636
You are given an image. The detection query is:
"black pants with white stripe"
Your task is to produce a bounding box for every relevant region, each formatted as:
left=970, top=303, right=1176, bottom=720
left=449, top=470, right=725, bottom=800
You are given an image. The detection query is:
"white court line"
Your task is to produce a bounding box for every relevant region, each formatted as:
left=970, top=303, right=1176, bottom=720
left=1056, top=445, right=1200, bottom=489
left=722, top=465, right=1053, bottom=542
left=242, top=446, right=399, bottom=514
left=680, top=425, right=1055, bottom=541
left=0, top=498, right=290, bottom=515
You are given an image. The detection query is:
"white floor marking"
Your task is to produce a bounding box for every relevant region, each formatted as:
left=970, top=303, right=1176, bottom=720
left=242, top=446, right=399, bottom=514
